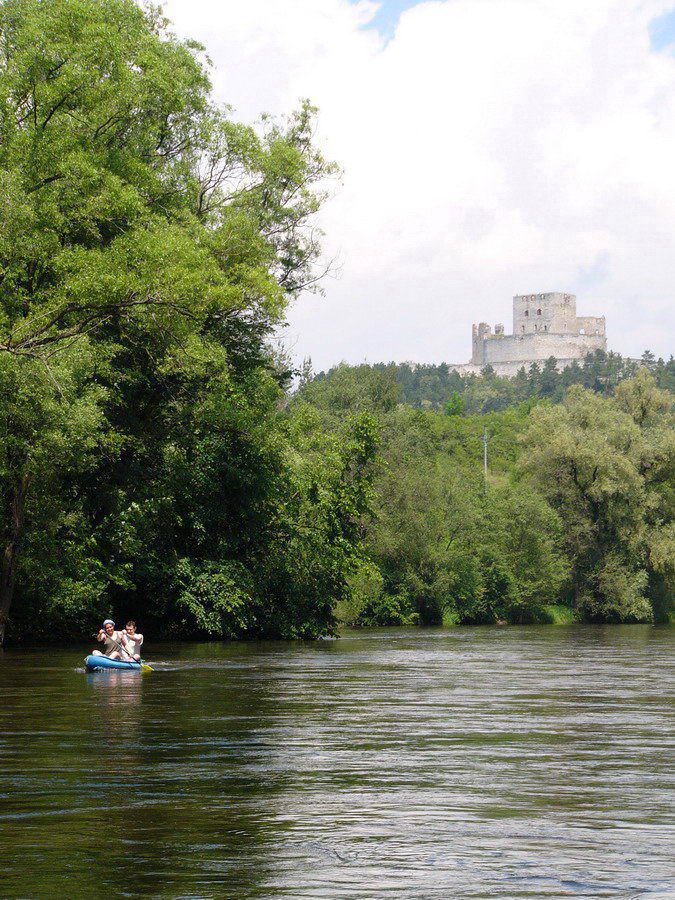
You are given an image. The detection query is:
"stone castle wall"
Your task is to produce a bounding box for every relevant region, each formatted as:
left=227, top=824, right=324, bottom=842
left=576, top=316, right=606, bottom=335
left=484, top=331, right=605, bottom=370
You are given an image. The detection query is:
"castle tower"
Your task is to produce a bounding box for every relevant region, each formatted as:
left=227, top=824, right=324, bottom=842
left=513, top=292, right=577, bottom=335
left=471, top=322, right=491, bottom=365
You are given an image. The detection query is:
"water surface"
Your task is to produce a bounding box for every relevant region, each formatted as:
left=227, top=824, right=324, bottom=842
left=0, top=626, right=673, bottom=898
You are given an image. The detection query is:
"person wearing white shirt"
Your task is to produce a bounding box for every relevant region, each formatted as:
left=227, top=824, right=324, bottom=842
left=121, top=621, right=144, bottom=661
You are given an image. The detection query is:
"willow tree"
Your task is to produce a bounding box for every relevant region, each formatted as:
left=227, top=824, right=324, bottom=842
left=0, top=0, right=335, bottom=642
left=521, top=375, right=675, bottom=621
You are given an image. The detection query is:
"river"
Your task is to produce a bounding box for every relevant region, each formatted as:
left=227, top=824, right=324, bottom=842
left=0, top=626, right=673, bottom=898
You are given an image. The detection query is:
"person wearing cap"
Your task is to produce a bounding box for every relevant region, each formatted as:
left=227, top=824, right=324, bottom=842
left=91, top=619, right=129, bottom=659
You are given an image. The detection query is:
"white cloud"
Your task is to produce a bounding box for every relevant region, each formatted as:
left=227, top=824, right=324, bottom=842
left=164, top=0, right=675, bottom=368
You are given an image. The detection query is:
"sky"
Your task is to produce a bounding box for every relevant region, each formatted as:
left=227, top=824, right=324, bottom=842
left=163, top=0, right=675, bottom=370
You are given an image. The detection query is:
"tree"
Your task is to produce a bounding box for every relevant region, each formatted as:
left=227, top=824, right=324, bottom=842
left=295, top=363, right=401, bottom=415
left=521, top=377, right=674, bottom=621
left=539, top=357, right=560, bottom=398
left=298, top=357, right=314, bottom=388
left=444, top=391, right=465, bottom=416
left=0, top=0, right=335, bottom=642
left=654, top=356, right=675, bottom=394
left=0, top=348, right=107, bottom=638
left=338, top=400, right=568, bottom=626
left=641, top=350, right=656, bottom=369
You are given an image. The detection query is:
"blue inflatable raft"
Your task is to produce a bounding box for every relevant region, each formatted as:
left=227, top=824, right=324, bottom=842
left=85, top=654, right=142, bottom=672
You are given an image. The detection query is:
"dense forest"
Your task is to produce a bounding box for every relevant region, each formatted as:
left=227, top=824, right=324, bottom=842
left=304, top=350, right=675, bottom=414
left=294, top=361, right=674, bottom=628
left=0, top=0, right=672, bottom=645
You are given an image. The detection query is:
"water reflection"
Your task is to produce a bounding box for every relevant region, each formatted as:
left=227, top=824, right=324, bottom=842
left=0, top=626, right=673, bottom=898
left=87, top=668, right=144, bottom=705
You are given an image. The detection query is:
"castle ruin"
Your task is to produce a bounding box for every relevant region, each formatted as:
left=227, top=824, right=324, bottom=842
left=453, top=292, right=606, bottom=377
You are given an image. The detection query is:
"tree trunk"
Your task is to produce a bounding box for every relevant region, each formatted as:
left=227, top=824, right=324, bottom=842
left=0, top=477, right=29, bottom=646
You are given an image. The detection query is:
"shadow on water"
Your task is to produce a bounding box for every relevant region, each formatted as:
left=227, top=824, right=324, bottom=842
left=0, top=626, right=673, bottom=898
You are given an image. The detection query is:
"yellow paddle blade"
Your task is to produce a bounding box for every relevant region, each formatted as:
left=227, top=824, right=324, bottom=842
left=140, top=663, right=153, bottom=672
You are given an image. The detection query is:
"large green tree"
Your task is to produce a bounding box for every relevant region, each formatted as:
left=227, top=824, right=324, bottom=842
left=0, top=0, right=339, bottom=642
left=521, top=375, right=675, bottom=621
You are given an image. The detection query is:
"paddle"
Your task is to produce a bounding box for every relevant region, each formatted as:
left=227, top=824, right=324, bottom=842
left=100, top=630, right=153, bottom=672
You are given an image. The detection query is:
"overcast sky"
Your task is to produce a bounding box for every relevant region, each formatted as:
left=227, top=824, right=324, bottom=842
left=164, top=0, right=675, bottom=370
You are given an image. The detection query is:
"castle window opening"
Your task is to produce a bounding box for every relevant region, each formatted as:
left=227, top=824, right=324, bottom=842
left=524, top=309, right=529, bottom=317
left=521, top=325, right=525, bottom=332
left=537, top=308, right=542, bottom=316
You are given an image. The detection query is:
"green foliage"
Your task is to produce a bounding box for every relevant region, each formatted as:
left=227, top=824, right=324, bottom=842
left=536, top=604, right=579, bottom=625
left=0, top=0, right=365, bottom=645
left=336, top=558, right=385, bottom=625
left=356, top=590, right=418, bottom=627
left=521, top=375, right=675, bottom=622
left=174, top=559, right=254, bottom=637
left=294, top=369, right=571, bottom=626
left=293, top=366, right=672, bottom=628
left=444, top=391, right=465, bottom=416
left=305, top=350, right=672, bottom=416
left=579, top=556, right=650, bottom=623
left=299, top=363, right=401, bottom=415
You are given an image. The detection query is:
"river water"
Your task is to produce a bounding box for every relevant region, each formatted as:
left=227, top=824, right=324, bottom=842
left=0, top=626, right=673, bottom=898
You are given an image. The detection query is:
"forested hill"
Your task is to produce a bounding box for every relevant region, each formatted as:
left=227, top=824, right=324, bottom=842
left=293, top=358, right=675, bottom=629
left=302, top=351, right=675, bottom=415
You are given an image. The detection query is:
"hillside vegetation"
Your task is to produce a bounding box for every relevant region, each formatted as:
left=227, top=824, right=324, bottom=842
left=293, top=361, right=675, bottom=626
left=305, top=350, right=675, bottom=414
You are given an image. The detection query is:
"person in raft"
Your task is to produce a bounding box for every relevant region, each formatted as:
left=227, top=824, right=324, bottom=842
left=91, top=619, right=126, bottom=659
left=121, top=621, right=143, bottom=662
left=92, top=619, right=144, bottom=661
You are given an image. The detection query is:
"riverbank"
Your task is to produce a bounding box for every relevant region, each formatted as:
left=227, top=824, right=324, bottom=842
left=6, top=613, right=675, bottom=649
left=440, top=604, right=579, bottom=626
